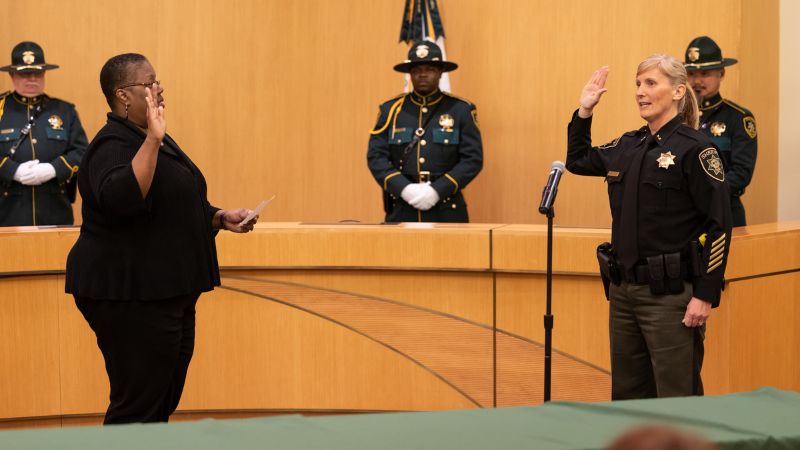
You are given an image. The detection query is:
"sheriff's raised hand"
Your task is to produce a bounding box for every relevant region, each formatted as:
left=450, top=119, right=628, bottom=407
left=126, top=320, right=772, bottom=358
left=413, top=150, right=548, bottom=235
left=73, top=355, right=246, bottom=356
left=578, top=66, right=609, bottom=118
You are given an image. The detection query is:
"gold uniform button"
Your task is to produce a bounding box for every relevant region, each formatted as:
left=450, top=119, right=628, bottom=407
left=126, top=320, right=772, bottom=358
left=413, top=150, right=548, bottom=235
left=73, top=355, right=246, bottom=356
left=451, top=204, right=457, bottom=209
left=656, top=134, right=661, bottom=140
left=422, top=107, right=428, bottom=113
left=699, top=111, right=703, bottom=117
left=419, top=157, right=425, bottom=164
left=704, top=100, right=710, bottom=106
left=444, top=139, right=449, bottom=144
left=31, top=138, right=38, bottom=144
left=421, top=139, right=427, bottom=146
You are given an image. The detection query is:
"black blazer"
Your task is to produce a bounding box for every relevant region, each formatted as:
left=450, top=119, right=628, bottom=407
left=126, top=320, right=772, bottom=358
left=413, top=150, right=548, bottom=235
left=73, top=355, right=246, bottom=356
left=66, top=113, right=220, bottom=301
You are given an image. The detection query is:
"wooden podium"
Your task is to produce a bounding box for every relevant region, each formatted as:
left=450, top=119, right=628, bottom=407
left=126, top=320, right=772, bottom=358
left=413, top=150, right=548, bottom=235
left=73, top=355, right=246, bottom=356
left=1, top=222, right=798, bottom=427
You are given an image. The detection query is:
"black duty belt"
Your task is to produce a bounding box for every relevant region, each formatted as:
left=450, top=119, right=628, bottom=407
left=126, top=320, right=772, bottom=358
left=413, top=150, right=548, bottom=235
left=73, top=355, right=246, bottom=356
left=623, top=261, right=689, bottom=285
left=405, top=171, right=443, bottom=183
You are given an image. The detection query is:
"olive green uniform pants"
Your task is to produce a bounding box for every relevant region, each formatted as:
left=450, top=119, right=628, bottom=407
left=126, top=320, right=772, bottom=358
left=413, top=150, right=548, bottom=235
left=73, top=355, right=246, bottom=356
left=609, top=281, right=705, bottom=399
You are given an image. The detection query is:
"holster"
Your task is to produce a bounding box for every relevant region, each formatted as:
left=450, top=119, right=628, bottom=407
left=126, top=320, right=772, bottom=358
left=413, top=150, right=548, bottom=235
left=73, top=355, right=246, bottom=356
left=596, top=242, right=621, bottom=300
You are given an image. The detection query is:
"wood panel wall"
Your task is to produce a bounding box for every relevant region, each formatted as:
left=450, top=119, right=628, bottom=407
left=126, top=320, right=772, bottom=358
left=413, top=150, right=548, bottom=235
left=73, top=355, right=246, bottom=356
left=0, top=0, right=778, bottom=226
left=1, top=222, right=797, bottom=425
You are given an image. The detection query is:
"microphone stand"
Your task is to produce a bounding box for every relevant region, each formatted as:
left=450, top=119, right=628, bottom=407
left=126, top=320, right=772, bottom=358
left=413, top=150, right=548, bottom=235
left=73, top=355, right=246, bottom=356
left=538, top=162, right=562, bottom=403
left=543, top=206, right=554, bottom=402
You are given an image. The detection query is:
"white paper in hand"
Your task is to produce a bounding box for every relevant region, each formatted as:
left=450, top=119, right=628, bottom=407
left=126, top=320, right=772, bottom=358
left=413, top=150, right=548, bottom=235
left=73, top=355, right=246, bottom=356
left=238, top=195, right=275, bottom=226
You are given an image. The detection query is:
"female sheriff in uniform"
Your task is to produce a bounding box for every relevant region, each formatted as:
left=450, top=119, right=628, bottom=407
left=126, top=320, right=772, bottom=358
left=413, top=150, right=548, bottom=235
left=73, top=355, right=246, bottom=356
left=566, top=56, right=732, bottom=399
left=0, top=41, right=87, bottom=226
left=367, top=41, right=482, bottom=223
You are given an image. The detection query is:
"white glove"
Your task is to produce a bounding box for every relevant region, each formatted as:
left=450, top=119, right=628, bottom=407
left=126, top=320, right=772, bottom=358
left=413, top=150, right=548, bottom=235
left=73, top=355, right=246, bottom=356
left=401, top=183, right=425, bottom=205
left=13, top=160, right=39, bottom=184
left=20, top=162, right=56, bottom=186
left=410, top=183, right=440, bottom=211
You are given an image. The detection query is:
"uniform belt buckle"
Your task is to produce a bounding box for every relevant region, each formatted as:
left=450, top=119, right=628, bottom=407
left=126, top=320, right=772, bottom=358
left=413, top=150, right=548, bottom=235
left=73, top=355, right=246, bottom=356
left=419, top=171, right=431, bottom=183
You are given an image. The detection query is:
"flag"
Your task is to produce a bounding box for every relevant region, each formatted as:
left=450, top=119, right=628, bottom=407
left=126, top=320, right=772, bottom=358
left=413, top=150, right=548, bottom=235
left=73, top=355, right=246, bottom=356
left=398, top=0, right=451, bottom=92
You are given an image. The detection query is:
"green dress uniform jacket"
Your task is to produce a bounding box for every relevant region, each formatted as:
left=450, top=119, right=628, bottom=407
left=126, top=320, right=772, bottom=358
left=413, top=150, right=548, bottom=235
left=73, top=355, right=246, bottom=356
left=367, top=89, right=483, bottom=222
left=0, top=91, right=87, bottom=225
left=566, top=111, right=732, bottom=306
left=697, top=92, right=757, bottom=226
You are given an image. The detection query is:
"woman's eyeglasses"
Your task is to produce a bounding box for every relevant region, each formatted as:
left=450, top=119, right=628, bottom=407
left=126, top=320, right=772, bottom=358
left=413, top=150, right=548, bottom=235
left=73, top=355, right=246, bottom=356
left=116, top=80, right=160, bottom=90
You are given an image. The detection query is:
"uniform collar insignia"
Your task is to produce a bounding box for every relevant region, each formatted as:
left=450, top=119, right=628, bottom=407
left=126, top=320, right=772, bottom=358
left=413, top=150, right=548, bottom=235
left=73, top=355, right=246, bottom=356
left=657, top=151, right=676, bottom=169
left=647, top=114, right=683, bottom=145
left=12, top=92, right=43, bottom=106
left=700, top=92, right=723, bottom=111
left=411, top=89, right=443, bottom=105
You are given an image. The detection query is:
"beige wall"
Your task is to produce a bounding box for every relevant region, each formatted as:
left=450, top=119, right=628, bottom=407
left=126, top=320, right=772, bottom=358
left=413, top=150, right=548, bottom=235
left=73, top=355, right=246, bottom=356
left=0, top=0, right=779, bottom=226
left=780, top=0, right=799, bottom=220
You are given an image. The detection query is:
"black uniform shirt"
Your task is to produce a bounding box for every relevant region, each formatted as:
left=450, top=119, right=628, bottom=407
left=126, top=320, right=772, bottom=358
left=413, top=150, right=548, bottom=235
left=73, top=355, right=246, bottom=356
left=566, top=111, right=732, bottom=306
left=698, top=92, right=757, bottom=197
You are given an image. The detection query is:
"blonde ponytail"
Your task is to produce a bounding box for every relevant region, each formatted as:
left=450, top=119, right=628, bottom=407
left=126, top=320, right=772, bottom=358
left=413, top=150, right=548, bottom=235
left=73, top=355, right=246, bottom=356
left=682, top=84, right=699, bottom=129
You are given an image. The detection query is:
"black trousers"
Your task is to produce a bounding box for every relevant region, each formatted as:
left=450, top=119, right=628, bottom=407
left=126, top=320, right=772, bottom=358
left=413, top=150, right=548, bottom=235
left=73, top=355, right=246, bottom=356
left=75, top=292, right=200, bottom=424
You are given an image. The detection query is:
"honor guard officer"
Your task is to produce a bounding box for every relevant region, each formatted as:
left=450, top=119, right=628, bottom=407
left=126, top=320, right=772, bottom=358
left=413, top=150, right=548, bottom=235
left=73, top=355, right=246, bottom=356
left=685, top=36, right=756, bottom=227
left=567, top=58, right=732, bottom=399
left=367, top=41, right=482, bottom=222
left=0, top=41, right=87, bottom=226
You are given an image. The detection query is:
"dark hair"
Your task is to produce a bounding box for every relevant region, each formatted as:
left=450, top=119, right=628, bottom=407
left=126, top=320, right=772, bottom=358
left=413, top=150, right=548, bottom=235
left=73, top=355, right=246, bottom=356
left=99, top=53, right=148, bottom=107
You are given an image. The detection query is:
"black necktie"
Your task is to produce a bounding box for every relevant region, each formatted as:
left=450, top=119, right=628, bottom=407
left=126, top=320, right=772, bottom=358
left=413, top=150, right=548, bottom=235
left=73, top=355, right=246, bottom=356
left=616, top=136, right=653, bottom=269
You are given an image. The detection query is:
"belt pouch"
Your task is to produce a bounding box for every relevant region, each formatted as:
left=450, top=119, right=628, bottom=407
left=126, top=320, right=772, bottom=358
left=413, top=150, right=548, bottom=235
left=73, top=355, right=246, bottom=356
left=664, top=252, right=684, bottom=294
left=646, top=254, right=666, bottom=295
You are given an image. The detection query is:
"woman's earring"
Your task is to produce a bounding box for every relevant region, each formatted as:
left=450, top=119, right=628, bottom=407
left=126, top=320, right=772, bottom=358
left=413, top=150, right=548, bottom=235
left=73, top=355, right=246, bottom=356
left=124, top=103, right=129, bottom=120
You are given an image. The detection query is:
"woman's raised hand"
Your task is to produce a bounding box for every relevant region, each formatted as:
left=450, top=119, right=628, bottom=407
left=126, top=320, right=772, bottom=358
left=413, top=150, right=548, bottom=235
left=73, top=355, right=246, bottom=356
left=145, top=85, right=166, bottom=141
left=578, top=66, right=609, bottom=118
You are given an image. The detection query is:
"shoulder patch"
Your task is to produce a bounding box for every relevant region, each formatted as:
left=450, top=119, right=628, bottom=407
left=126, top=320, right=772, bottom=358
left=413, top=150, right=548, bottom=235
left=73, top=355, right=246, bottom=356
left=743, top=116, right=757, bottom=139
left=442, top=92, right=473, bottom=106
left=598, top=136, right=621, bottom=150
left=698, top=147, right=725, bottom=182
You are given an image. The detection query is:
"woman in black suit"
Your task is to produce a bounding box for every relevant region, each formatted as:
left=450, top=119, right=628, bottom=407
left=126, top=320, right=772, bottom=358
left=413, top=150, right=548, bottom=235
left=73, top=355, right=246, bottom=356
left=66, top=53, right=256, bottom=424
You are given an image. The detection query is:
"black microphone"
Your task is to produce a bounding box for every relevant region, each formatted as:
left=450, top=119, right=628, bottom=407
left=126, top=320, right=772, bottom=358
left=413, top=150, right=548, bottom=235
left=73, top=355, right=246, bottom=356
left=538, top=161, right=565, bottom=214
